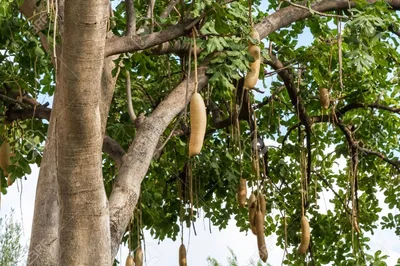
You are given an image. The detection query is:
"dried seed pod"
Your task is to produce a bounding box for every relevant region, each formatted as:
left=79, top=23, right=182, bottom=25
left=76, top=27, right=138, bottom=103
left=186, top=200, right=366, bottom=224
left=248, top=194, right=257, bottom=235
left=237, top=178, right=247, bottom=208
left=179, top=244, right=187, bottom=266
left=0, top=141, right=10, bottom=176
left=298, top=216, right=310, bottom=254
left=125, top=254, right=134, bottom=266
left=319, top=87, right=330, bottom=109
left=255, top=211, right=268, bottom=262
left=135, top=247, right=143, bottom=266
left=244, top=45, right=261, bottom=89
left=257, top=192, right=266, bottom=217
left=189, top=93, right=207, bottom=156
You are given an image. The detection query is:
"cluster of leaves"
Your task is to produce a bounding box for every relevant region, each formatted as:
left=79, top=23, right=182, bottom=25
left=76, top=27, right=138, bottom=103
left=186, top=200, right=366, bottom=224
left=0, top=210, right=27, bottom=266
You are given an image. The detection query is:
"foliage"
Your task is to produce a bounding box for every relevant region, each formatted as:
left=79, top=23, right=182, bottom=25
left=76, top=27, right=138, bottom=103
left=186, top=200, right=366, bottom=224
left=0, top=0, right=399, bottom=265
left=207, top=248, right=265, bottom=266
left=0, top=210, right=27, bottom=266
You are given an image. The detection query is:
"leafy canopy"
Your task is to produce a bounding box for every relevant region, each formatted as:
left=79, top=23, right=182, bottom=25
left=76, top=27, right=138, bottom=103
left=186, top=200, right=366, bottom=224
left=0, top=0, right=399, bottom=265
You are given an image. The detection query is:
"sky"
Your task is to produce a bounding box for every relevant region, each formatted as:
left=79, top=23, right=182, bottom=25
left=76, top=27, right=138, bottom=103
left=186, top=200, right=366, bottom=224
left=1, top=1, right=400, bottom=266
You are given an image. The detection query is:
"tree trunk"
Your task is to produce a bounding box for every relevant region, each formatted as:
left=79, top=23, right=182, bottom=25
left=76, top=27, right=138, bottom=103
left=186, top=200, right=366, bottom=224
left=55, top=0, right=110, bottom=264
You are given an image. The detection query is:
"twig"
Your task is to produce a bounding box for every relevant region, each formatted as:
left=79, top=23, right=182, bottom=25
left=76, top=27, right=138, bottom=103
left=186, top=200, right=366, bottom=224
left=126, top=70, right=137, bottom=123
left=282, top=0, right=348, bottom=19
left=338, top=123, right=400, bottom=172
left=126, top=0, right=136, bottom=35
left=146, top=0, right=155, bottom=33
left=160, top=0, right=180, bottom=19
left=313, top=171, right=352, bottom=215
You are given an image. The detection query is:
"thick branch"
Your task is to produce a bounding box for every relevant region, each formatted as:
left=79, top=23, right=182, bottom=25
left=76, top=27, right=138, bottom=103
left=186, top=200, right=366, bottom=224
left=311, top=102, right=400, bottom=123
left=5, top=106, right=51, bottom=121
left=255, top=0, right=400, bottom=40
left=105, top=19, right=198, bottom=56
left=126, top=0, right=136, bottom=35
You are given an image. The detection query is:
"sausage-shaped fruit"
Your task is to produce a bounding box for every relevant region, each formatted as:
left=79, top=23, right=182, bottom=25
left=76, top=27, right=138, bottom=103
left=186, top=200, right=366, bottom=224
left=237, top=178, right=247, bottom=208
left=0, top=141, right=10, bottom=176
left=189, top=93, right=207, bottom=156
left=135, top=247, right=143, bottom=266
left=258, top=192, right=266, bottom=217
left=298, top=215, right=310, bottom=254
left=255, top=211, right=268, bottom=262
left=244, top=45, right=261, bottom=89
left=248, top=194, right=257, bottom=235
left=179, top=244, right=187, bottom=266
left=125, top=254, right=134, bottom=266
left=319, top=88, right=330, bottom=109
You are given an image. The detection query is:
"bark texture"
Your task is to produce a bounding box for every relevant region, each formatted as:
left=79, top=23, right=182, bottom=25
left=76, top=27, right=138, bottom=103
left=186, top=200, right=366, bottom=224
left=55, top=0, right=111, bottom=264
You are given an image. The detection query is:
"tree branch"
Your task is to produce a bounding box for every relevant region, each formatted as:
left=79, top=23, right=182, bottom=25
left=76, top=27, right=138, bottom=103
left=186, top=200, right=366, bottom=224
left=311, top=102, right=400, bottom=123
left=126, top=0, right=136, bottom=35
left=4, top=106, right=126, bottom=167
left=337, top=122, right=400, bottom=171
left=105, top=19, right=198, bottom=56
left=125, top=70, right=137, bottom=123
left=160, top=0, right=180, bottom=19
left=255, top=0, right=400, bottom=41
left=102, top=136, right=126, bottom=168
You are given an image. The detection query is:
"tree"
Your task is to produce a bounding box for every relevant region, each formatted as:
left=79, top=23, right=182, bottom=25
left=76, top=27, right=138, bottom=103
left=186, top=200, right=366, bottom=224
left=0, top=210, right=27, bottom=265
left=0, top=0, right=399, bottom=265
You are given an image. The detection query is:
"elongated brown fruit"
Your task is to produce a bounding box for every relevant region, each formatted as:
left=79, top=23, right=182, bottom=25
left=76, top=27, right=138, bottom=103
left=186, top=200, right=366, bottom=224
left=319, top=88, right=330, bottom=109
left=353, top=216, right=361, bottom=234
left=237, top=178, right=247, bottom=208
left=7, top=174, right=13, bottom=187
left=298, top=216, right=310, bottom=254
left=248, top=194, right=257, bottom=235
left=0, top=141, right=10, bottom=176
left=244, top=45, right=261, bottom=89
left=255, top=211, right=268, bottom=262
left=258, top=193, right=266, bottom=217
left=189, top=93, right=207, bottom=156
left=179, top=244, right=187, bottom=266
left=135, top=247, right=143, bottom=266
left=125, top=254, right=134, bottom=266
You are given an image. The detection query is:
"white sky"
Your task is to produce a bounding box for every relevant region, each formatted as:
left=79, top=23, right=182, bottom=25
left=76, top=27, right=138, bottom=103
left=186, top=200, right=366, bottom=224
left=1, top=1, right=400, bottom=266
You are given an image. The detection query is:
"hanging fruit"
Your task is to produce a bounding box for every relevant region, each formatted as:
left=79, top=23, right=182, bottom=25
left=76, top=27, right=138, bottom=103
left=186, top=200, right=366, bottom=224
left=135, top=247, right=143, bottom=266
left=298, top=215, right=310, bottom=254
left=0, top=140, right=10, bottom=176
left=237, top=178, right=247, bottom=208
left=248, top=193, right=257, bottom=235
left=125, top=254, right=134, bottom=266
left=255, top=211, right=268, bottom=262
left=179, top=243, right=187, bottom=266
left=257, top=192, right=266, bottom=217
left=319, top=87, right=330, bottom=109
left=189, top=93, right=207, bottom=157
left=244, top=28, right=261, bottom=90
